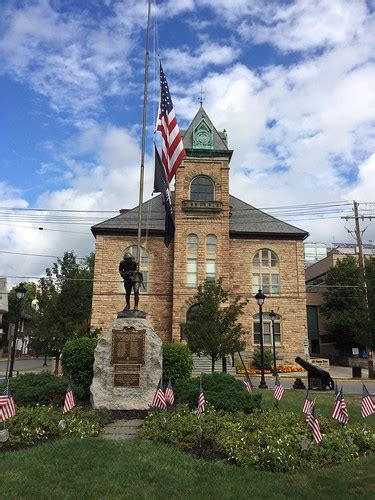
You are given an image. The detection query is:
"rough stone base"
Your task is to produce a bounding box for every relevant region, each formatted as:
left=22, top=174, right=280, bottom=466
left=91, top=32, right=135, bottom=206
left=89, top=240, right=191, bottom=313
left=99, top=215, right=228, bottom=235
left=90, top=317, right=162, bottom=410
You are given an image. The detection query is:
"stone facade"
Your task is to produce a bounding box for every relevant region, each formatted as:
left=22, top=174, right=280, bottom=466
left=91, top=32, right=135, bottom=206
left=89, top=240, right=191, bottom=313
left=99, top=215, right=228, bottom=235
left=91, top=107, right=308, bottom=364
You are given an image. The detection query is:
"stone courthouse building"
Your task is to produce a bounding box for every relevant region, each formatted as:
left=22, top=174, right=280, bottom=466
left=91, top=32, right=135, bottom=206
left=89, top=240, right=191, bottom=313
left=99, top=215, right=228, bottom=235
left=91, top=107, right=309, bottom=364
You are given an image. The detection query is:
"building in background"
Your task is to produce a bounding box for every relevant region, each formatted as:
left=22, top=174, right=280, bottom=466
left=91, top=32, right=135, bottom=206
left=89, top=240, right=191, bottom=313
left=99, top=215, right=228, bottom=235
left=304, top=242, right=328, bottom=267
left=91, top=107, right=309, bottom=366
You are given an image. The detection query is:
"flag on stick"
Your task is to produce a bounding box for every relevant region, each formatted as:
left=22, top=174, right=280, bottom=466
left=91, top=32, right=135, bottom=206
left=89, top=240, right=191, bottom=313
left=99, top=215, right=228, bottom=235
left=0, top=385, right=17, bottom=422
left=361, top=384, right=375, bottom=418
left=165, top=379, right=175, bottom=406
left=197, top=380, right=206, bottom=415
left=151, top=380, right=167, bottom=410
left=273, top=375, right=285, bottom=401
left=63, top=384, right=75, bottom=414
left=306, top=404, right=322, bottom=444
left=332, top=387, right=349, bottom=424
left=243, top=376, right=253, bottom=393
left=302, top=390, right=313, bottom=414
left=153, top=145, right=175, bottom=247
left=156, top=62, right=186, bottom=183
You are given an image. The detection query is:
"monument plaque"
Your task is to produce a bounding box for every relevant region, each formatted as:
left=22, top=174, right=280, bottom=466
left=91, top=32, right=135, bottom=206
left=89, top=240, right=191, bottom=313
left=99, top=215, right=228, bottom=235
left=111, top=328, right=145, bottom=365
left=114, top=373, right=140, bottom=387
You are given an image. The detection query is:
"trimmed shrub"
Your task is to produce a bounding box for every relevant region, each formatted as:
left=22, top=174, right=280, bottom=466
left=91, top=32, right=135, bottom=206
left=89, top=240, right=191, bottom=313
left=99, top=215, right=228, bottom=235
left=4, top=405, right=101, bottom=447
left=173, top=372, right=261, bottom=413
left=163, top=342, right=193, bottom=381
left=252, top=346, right=273, bottom=370
left=0, top=372, right=87, bottom=406
left=61, top=337, right=97, bottom=390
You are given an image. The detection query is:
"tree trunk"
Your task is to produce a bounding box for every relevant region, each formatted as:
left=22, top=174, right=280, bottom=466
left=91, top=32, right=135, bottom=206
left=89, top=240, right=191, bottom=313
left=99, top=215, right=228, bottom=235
left=43, top=348, right=48, bottom=367
left=54, top=351, right=60, bottom=376
left=211, top=356, right=215, bottom=372
left=222, top=356, right=227, bottom=373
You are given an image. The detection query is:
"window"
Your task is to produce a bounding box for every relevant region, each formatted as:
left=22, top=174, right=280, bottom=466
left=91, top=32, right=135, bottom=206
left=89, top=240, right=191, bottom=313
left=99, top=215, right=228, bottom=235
left=123, top=245, right=149, bottom=292
left=186, top=234, right=198, bottom=286
left=252, top=249, right=280, bottom=295
left=205, top=234, right=217, bottom=282
left=253, top=313, right=281, bottom=346
left=190, top=176, right=214, bottom=201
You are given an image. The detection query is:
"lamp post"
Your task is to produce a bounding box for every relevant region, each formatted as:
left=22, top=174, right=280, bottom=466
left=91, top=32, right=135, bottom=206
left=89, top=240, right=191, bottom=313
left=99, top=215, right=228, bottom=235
left=255, top=289, right=267, bottom=389
left=8, top=283, right=27, bottom=378
left=269, top=309, right=277, bottom=376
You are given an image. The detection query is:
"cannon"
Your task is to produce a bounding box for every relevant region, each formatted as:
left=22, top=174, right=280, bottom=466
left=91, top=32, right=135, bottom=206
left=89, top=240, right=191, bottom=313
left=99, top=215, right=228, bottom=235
left=295, top=356, right=334, bottom=391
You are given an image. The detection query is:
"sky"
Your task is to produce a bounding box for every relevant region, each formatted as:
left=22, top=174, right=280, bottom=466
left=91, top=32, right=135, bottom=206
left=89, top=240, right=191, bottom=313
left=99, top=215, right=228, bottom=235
left=0, top=0, right=375, bottom=287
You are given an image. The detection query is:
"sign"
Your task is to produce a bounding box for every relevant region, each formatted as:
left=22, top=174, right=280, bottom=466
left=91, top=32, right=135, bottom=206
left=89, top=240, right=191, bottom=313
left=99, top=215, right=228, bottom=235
left=111, top=328, right=145, bottom=365
left=114, top=373, right=140, bottom=387
left=303, top=338, right=309, bottom=356
left=310, top=357, right=330, bottom=371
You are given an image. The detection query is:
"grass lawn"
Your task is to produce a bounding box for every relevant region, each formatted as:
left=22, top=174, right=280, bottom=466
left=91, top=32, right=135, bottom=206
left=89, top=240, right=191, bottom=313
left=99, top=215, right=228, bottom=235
left=1, top=437, right=375, bottom=499
left=259, top=388, right=375, bottom=426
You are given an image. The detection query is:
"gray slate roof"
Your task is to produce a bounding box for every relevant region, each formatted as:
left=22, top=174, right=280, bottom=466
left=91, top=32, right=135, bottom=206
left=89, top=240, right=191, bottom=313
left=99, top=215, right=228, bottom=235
left=91, top=194, right=308, bottom=239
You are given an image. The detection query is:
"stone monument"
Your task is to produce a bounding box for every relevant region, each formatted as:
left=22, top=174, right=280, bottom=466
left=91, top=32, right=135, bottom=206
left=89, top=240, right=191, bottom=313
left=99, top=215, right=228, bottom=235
left=90, top=317, right=162, bottom=410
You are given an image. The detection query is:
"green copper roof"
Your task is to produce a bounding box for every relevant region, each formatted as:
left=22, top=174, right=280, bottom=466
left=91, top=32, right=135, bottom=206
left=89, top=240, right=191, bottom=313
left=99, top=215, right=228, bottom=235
left=181, top=106, right=230, bottom=153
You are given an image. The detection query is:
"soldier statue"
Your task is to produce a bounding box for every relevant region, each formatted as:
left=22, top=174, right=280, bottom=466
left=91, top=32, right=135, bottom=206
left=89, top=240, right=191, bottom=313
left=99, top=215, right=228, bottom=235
left=119, top=252, right=144, bottom=311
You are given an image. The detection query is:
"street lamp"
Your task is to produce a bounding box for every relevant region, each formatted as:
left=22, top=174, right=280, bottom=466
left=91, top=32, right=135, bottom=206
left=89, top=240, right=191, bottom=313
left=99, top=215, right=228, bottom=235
left=8, top=283, right=27, bottom=378
left=269, top=309, right=277, bottom=376
left=255, top=289, right=268, bottom=389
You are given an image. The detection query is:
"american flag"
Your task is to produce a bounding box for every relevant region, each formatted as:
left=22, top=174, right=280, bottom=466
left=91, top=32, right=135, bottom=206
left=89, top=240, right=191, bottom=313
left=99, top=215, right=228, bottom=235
left=302, top=390, right=313, bottom=414
left=273, top=376, right=285, bottom=401
left=156, top=62, right=186, bottom=183
left=63, top=384, right=75, bottom=414
left=0, top=385, right=17, bottom=422
left=306, top=404, right=322, bottom=444
left=151, top=380, right=167, bottom=410
left=361, top=384, right=374, bottom=418
left=332, top=387, right=349, bottom=424
left=197, top=382, right=206, bottom=415
left=243, top=376, right=253, bottom=393
left=164, top=379, right=175, bottom=406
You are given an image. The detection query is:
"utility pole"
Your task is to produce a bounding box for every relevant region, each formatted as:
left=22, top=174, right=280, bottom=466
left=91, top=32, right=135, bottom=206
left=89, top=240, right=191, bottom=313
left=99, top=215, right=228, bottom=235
left=342, top=201, right=374, bottom=378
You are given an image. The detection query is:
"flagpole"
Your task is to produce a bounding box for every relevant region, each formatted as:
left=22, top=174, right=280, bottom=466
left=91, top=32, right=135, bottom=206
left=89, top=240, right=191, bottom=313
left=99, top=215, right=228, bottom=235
left=136, top=0, right=152, bottom=269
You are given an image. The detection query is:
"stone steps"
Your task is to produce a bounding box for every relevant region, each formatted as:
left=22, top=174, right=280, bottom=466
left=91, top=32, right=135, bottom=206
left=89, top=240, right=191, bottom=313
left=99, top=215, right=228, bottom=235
left=192, top=354, right=236, bottom=375
left=101, top=419, right=144, bottom=440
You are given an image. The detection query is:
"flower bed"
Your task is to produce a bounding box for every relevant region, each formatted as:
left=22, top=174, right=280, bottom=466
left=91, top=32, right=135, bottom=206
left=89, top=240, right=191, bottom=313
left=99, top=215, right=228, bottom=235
left=139, top=405, right=375, bottom=473
left=237, top=365, right=302, bottom=374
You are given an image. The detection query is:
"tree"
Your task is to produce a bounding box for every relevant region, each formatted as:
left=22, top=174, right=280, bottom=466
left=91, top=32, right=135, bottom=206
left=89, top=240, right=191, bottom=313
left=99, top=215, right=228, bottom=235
left=32, top=252, right=95, bottom=373
left=321, top=256, right=369, bottom=353
left=185, top=279, right=247, bottom=372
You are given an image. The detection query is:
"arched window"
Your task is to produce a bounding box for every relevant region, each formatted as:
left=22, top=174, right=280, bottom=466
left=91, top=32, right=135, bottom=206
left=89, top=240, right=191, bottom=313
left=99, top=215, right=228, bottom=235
left=252, top=249, right=280, bottom=295
left=181, top=303, right=201, bottom=341
left=253, top=312, right=282, bottom=346
left=123, top=245, right=149, bottom=292
left=190, top=176, right=214, bottom=201
left=186, top=234, right=198, bottom=286
left=205, top=234, right=217, bottom=282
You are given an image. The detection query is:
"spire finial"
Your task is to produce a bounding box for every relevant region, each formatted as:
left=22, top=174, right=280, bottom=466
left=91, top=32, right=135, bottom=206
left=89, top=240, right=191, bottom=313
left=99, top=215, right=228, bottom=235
left=198, top=85, right=205, bottom=106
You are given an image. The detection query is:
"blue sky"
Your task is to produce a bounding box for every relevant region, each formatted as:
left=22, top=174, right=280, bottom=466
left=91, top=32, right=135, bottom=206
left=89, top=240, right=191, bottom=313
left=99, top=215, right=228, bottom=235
left=0, top=0, right=375, bottom=284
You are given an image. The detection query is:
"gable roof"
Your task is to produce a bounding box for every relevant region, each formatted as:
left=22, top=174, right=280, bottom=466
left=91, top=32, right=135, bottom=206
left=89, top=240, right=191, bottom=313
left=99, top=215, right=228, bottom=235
left=91, top=194, right=308, bottom=240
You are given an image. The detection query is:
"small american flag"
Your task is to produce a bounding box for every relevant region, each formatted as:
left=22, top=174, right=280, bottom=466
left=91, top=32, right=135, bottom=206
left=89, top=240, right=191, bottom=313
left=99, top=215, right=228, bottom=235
left=0, top=385, right=17, bottom=422
left=361, top=384, right=374, bottom=418
left=302, top=390, right=313, bottom=414
left=332, top=387, right=349, bottom=424
left=156, top=62, right=186, bottom=183
left=306, top=404, right=322, bottom=444
left=164, top=379, right=175, bottom=406
left=151, top=380, right=167, bottom=410
left=63, top=384, right=75, bottom=414
left=197, top=382, right=206, bottom=415
left=243, top=376, right=253, bottom=393
left=273, top=376, right=285, bottom=401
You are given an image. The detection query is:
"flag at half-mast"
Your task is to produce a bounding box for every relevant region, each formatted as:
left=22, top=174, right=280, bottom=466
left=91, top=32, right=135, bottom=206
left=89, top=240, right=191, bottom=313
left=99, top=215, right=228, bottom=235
left=153, top=145, right=175, bottom=247
left=156, top=62, right=186, bottom=183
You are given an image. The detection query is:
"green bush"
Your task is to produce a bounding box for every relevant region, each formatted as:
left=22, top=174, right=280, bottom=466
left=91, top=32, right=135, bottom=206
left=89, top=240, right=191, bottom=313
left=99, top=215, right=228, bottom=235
left=252, top=346, right=273, bottom=370
left=140, top=406, right=375, bottom=472
left=61, top=337, right=97, bottom=390
left=4, top=405, right=101, bottom=447
left=0, top=372, right=87, bottom=406
left=173, top=372, right=262, bottom=413
left=163, top=342, right=193, bottom=381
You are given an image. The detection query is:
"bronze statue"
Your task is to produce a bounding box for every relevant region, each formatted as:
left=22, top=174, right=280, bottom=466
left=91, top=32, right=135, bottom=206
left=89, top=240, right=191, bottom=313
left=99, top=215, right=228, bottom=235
left=119, top=252, right=144, bottom=311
